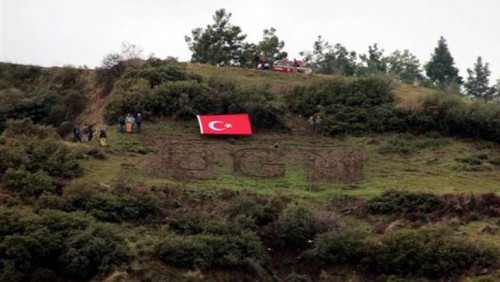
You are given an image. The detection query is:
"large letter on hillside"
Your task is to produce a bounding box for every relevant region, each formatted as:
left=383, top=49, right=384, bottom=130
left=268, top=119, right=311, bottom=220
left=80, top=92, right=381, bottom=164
left=232, top=148, right=285, bottom=178
left=305, top=149, right=364, bottom=183
left=150, top=142, right=215, bottom=180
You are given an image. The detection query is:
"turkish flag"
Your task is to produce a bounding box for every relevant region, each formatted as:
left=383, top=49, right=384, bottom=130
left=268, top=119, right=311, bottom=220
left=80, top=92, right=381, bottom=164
left=197, top=114, right=253, bottom=135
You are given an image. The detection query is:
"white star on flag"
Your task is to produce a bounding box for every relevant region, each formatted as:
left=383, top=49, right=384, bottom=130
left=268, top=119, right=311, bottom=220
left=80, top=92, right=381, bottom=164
left=225, top=123, right=232, bottom=128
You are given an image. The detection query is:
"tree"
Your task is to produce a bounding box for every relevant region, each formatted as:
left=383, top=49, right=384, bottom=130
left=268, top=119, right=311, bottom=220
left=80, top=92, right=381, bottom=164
left=235, top=42, right=256, bottom=68
left=464, top=56, right=496, bottom=101
left=301, top=36, right=330, bottom=69
left=300, top=36, right=357, bottom=76
left=328, top=44, right=358, bottom=76
left=425, top=36, right=463, bottom=88
left=386, top=49, right=423, bottom=83
left=120, top=42, right=144, bottom=60
left=359, top=44, right=387, bottom=75
left=494, top=80, right=500, bottom=102
left=185, top=9, right=247, bottom=66
left=257, top=27, right=287, bottom=63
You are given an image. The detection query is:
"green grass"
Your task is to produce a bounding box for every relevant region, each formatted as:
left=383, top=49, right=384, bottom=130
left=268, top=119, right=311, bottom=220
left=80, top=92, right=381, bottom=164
left=73, top=121, right=500, bottom=202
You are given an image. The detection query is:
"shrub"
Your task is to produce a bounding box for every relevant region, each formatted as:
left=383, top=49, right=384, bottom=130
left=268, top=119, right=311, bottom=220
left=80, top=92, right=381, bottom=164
left=60, top=223, right=131, bottom=279
left=3, top=167, right=54, bottom=199
left=122, top=64, right=187, bottom=87
left=377, top=135, right=416, bottom=155
left=57, top=121, right=74, bottom=137
left=365, top=191, right=442, bottom=221
left=155, top=231, right=265, bottom=269
left=407, top=93, right=500, bottom=142
left=34, top=194, right=65, bottom=210
left=84, top=193, right=159, bottom=222
left=61, top=180, right=159, bottom=223
left=273, top=205, right=336, bottom=249
left=224, top=194, right=287, bottom=228
left=169, top=210, right=211, bottom=235
left=308, top=226, right=500, bottom=279
left=456, top=154, right=486, bottom=165
left=0, top=207, right=25, bottom=240
left=377, top=227, right=499, bottom=278
left=0, top=119, right=81, bottom=181
left=62, top=182, right=106, bottom=211
left=307, top=227, right=376, bottom=269
left=286, top=77, right=396, bottom=135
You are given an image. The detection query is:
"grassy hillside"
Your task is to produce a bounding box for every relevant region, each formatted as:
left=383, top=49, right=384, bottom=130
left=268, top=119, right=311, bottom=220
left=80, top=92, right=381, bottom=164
left=0, top=61, right=500, bottom=281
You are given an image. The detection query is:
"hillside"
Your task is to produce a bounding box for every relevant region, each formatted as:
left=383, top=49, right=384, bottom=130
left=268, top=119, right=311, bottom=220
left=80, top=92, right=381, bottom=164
left=0, top=61, right=500, bottom=281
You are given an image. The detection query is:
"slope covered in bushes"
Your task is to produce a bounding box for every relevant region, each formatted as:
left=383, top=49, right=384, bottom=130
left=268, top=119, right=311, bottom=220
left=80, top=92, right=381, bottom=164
left=1, top=61, right=500, bottom=281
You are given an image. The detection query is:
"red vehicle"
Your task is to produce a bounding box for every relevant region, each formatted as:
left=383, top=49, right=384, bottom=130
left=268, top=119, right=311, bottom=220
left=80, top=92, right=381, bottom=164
left=271, top=59, right=312, bottom=74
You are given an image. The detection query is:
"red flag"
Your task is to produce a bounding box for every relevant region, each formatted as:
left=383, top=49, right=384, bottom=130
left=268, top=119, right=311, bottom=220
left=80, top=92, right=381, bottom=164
left=197, top=114, right=253, bottom=135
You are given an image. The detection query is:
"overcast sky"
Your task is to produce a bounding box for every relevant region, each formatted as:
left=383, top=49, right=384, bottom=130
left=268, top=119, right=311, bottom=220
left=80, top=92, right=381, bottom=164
left=2, top=0, right=500, bottom=81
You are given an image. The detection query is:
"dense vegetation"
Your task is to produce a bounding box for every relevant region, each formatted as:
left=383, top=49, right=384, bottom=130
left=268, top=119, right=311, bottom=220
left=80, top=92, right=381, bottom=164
left=0, top=63, right=89, bottom=134
left=0, top=61, right=500, bottom=281
left=103, top=58, right=287, bottom=130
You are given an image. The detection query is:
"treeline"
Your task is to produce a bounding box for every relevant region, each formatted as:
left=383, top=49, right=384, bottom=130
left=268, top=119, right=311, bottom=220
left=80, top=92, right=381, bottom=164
left=186, top=9, right=500, bottom=101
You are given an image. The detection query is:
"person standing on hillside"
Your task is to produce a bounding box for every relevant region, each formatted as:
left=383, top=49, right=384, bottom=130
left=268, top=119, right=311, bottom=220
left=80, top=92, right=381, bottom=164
left=118, top=115, right=126, bottom=133
left=125, top=114, right=135, bottom=133
left=135, top=113, right=143, bottom=134
left=88, top=122, right=95, bottom=141
left=73, top=126, right=82, bottom=142
left=82, top=123, right=90, bottom=142
left=99, top=129, right=107, bottom=147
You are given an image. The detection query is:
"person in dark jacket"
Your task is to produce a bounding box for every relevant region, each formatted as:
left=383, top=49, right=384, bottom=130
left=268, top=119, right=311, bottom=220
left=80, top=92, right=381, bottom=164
left=88, top=122, right=95, bottom=141
left=135, top=113, right=142, bottom=133
left=99, top=129, right=107, bottom=147
left=73, top=127, right=82, bottom=142
left=118, top=115, right=126, bottom=133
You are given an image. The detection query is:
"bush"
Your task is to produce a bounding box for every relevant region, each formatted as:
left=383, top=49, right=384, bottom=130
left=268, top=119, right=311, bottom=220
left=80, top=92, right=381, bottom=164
left=155, top=231, right=265, bottom=269
left=273, top=205, right=336, bottom=249
left=286, top=77, right=396, bottom=135
left=122, top=64, right=187, bottom=87
left=224, top=194, right=287, bottom=228
left=377, top=135, right=416, bottom=155
left=0, top=119, right=81, bottom=181
left=3, top=167, right=54, bottom=199
left=365, top=191, right=442, bottom=221
left=405, top=93, right=500, bottom=142
left=104, top=73, right=288, bottom=130
left=60, top=223, right=131, bottom=279
left=308, top=226, right=500, bottom=279
left=307, top=227, right=377, bottom=269
left=84, top=193, right=159, bottom=222
left=0, top=208, right=102, bottom=281
left=377, top=227, right=499, bottom=278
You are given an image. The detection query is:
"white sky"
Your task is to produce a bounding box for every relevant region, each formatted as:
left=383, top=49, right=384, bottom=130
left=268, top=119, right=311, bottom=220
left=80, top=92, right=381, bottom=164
left=2, top=0, right=500, bottom=81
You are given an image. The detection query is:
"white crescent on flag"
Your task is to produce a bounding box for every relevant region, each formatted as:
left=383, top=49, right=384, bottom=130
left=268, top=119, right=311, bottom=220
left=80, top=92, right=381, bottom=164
left=208, top=121, right=225, bottom=131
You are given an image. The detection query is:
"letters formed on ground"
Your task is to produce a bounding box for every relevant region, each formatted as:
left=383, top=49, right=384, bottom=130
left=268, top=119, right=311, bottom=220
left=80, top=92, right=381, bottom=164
left=146, top=141, right=364, bottom=184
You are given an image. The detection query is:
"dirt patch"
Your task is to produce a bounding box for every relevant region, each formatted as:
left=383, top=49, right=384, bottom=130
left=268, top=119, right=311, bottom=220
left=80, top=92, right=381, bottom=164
left=79, top=85, right=106, bottom=127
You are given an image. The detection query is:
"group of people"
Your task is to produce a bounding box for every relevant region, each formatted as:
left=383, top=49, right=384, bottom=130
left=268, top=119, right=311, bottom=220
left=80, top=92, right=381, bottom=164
left=73, top=122, right=107, bottom=146
left=118, top=113, right=142, bottom=134
left=308, top=114, right=324, bottom=133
